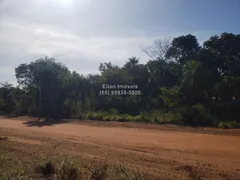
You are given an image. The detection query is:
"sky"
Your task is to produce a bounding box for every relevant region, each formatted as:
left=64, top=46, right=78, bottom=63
left=0, top=0, right=240, bottom=85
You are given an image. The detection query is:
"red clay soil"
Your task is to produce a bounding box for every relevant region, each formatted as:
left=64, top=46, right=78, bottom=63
left=0, top=116, right=240, bottom=180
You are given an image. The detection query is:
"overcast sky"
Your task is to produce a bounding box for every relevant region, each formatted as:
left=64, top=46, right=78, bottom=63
left=0, top=0, right=240, bottom=85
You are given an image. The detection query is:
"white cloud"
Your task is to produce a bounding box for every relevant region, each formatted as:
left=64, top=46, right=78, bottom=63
left=0, top=0, right=215, bottom=85
left=0, top=17, right=157, bottom=84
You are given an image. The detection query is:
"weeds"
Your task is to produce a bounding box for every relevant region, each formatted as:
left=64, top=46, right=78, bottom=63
left=0, top=142, right=25, bottom=180
left=178, top=165, right=202, bottom=180
left=89, top=162, right=109, bottom=180
left=38, top=159, right=56, bottom=176
left=35, top=154, right=147, bottom=180
left=113, top=164, right=147, bottom=180
left=57, top=156, right=84, bottom=180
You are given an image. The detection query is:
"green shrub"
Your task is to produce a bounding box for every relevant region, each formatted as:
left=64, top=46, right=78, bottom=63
left=115, top=116, right=125, bottom=122
left=76, top=110, right=183, bottom=125
left=218, top=122, right=229, bottom=129
left=156, top=113, right=181, bottom=124
left=218, top=121, right=240, bottom=129
left=107, top=108, right=119, bottom=115
left=90, top=112, right=98, bottom=120
left=140, top=113, right=148, bottom=122
left=102, top=115, right=112, bottom=121
left=117, top=114, right=130, bottom=122
left=139, top=111, right=156, bottom=123
left=94, top=112, right=104, bottom=120
left=139, top=110, right=181, bottom=124
left=83, top=112, right=103, bottom=120
left=180, top=104, right=215, bottom=127
left=132, top=115, right=142, bottom=122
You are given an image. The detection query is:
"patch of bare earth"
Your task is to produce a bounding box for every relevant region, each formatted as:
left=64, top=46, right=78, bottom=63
left=0, top=116, right=240, bottom=179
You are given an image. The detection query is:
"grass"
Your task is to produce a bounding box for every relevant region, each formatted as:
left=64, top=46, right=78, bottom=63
left=177, top=165, right=202, bottom=180
left=36, top=155, right=85, bottom=180
left=0, top=139, right=147, bottom=180
left=0, top=141, right=25, bottom=180
left=36, top=155, right=147, bottom=180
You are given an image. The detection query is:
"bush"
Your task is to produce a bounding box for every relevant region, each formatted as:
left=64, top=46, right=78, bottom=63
left=81, top=111, right=145, bottom=123
left=139, top=110, right=181, bottom=124
left=218, top=121, right=240, bottom=129
left=107, top=108, right=119, bottom=115
left=132, top=115, right=142, bottom=122
left=103, top=115, right=112, bottom=121
left=114, top=116, right=125, bottom=122
left=72, top=110, right=185, bottom=125
left=180, top=104, right=215, bottom=127
left=158, top=113, right=182, bottom=124
left=139, top=111, right=159, bottom=123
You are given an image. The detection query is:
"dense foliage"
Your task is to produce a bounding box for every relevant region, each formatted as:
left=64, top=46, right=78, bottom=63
left=1, top=32, right=240, bottom=127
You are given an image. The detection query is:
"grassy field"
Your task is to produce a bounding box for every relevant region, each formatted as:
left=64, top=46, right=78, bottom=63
left=0, top=138, right=149, bottom=180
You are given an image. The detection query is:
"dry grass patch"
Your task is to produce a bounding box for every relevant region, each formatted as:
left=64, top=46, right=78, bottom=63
left=0, top=139, right=147, bottom=180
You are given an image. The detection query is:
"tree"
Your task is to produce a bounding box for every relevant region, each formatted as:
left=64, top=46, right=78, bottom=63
left=142, top=38, right=171, bottom=60
left=123, top=57, right=149, bottom=89
left=180, top=60, right=215, bottom=106
left=160, top=86, right=181, bottom=111
left=124, top=57, right=139, bottom=68
left=99, top=62, right=116, bottom=72
left=0, top=32, right=238, bottom=126
left=123, top=57, right=149, bottom=113
left=166, top=34, right=200, bottom=64
left=216, top=76, right=240, bottom=101
left=0, top=82, right=15, bottom=114
left=15, top=57, right=70, bottom=118
left=203, top=33, right=240, bottom=77
left=0, top=82, right=13, bottom=89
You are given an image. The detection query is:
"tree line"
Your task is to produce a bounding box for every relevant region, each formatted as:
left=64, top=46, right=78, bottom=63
left=0, top=32, right=240, bottom=127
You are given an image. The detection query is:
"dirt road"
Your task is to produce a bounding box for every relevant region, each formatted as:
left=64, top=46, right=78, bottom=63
left=0, top=117, right=240, bottom=179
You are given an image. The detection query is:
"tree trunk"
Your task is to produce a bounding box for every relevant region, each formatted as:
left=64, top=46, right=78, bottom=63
left=37, top=87, right=42, bottom=121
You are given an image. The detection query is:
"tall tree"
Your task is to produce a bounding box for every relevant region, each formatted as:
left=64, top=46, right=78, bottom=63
left=203, top=33, right=240, bottom=77
left=15, top=57, right=70, bottom=118
left=166, top=34, right=200, bottom=64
